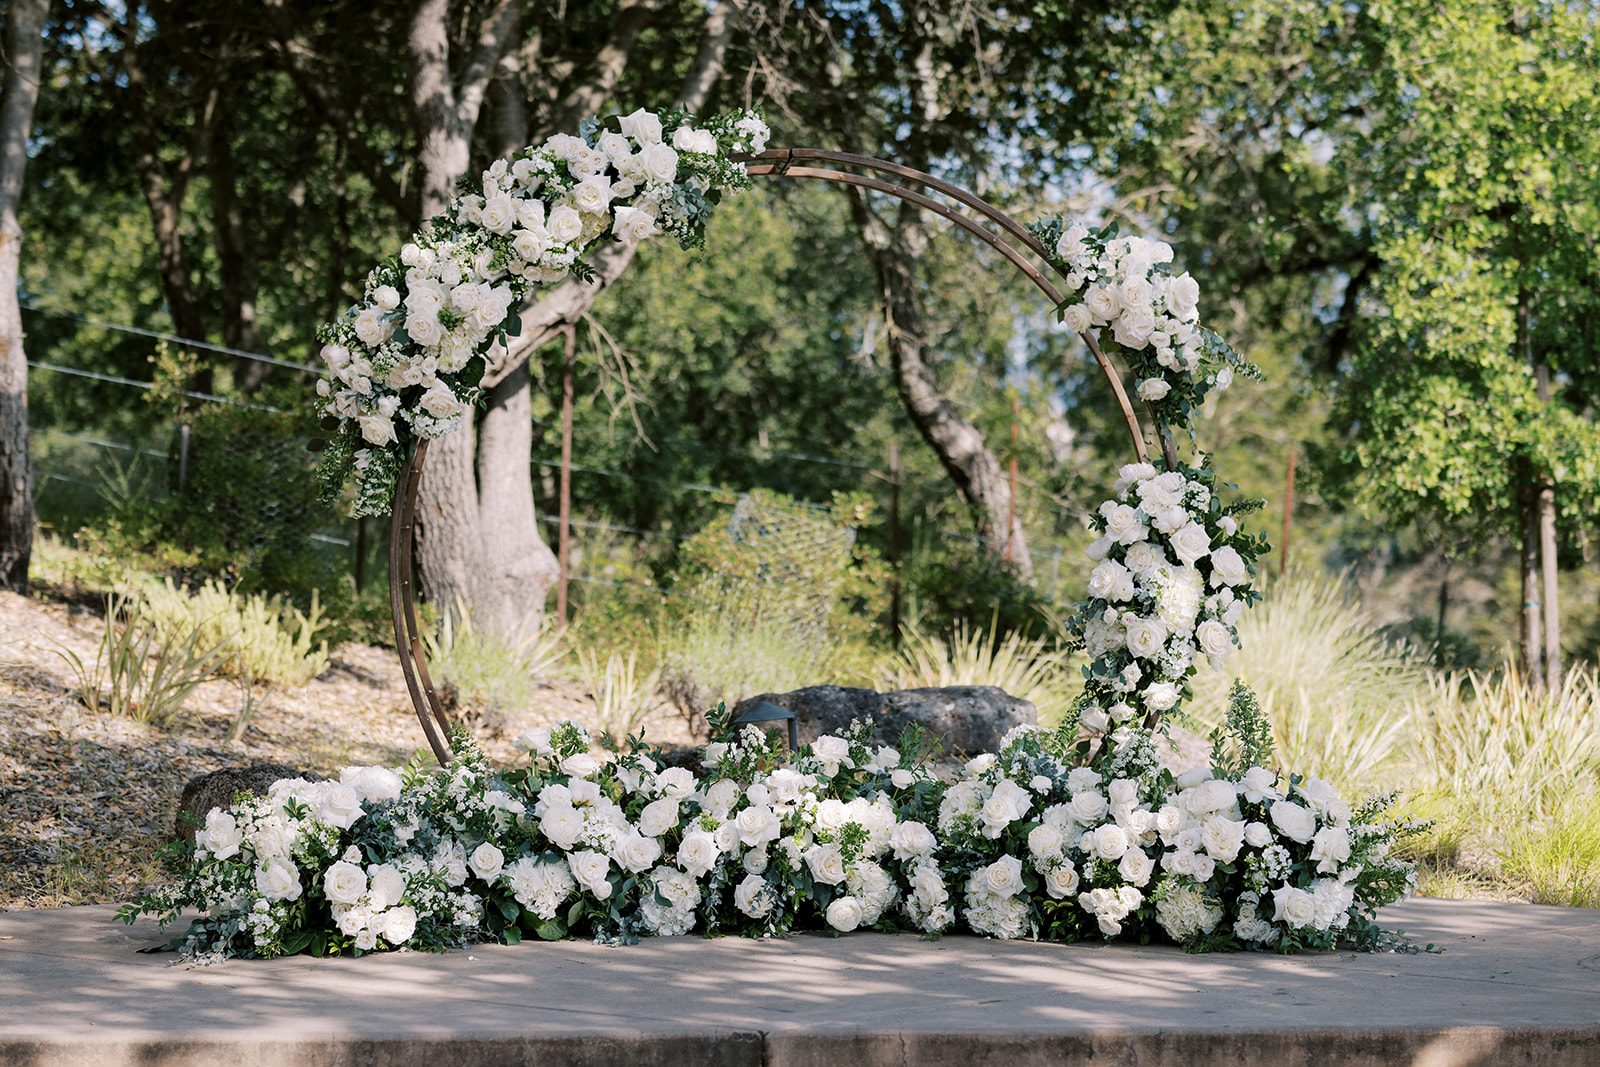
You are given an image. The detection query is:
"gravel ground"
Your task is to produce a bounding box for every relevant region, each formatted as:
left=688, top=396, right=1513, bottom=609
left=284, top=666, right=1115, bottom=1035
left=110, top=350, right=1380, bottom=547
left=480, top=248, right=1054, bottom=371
left=0, top=588, right=692, bottom=909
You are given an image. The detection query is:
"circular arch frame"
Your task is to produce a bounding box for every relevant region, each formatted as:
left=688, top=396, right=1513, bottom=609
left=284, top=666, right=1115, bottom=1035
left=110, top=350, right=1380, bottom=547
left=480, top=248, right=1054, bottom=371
left=392, top=148, right=1176, bottom=765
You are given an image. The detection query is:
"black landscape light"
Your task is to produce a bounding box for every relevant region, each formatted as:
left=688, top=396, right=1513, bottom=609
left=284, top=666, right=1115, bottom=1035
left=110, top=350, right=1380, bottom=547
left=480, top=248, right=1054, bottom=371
left=729, top=699, right=799, bottom=752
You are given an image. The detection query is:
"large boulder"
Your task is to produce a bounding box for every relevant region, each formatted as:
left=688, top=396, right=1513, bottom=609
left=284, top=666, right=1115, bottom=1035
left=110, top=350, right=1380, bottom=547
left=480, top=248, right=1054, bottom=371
left=174, top=764, right=323, bottom=842
left=732, top=685, right=1035, bottom=757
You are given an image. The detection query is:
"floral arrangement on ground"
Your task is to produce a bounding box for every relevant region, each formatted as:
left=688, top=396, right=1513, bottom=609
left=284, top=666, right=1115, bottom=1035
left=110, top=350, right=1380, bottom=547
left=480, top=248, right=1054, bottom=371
left=123, top=684, right=1424, bottom=961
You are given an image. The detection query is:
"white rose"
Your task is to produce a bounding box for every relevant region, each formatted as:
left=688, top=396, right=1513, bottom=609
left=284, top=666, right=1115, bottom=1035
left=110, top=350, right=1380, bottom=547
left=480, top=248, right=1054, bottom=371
left=367, top=864, right=407, bottom=909
left=814, top=797, right=849, bottom=830
left=616, top=831, right=664, bottom=874
left=1068, top=790, right=1109, bottom=825
left=1209, top=545, right=1249, bottom=587
left=1120, top=276, right=1154, bottom=309
left=1183, top=778, right=1237, bottom=814
left=1091, top=823, right=1131, bottom=861
left=356, top=412, right=397, bottom=448
left=324, top=860, right=368, bottom=905
left=826, top=895, right=864, bottom=932
left=984, top=855, right=1026, bottom=898
left=734, top=804, right=781, bottom=848
left=1136, top=377, right=1171, bottom=402
left=468, top=842, right=505, bottom=882
left=812, top=735, right=852, bottom=770
left=1168, top=521, right=1212, bottom=567
left=734, top=874, right=772, bottom=918
left=1299, top=777, right=1343, bottom=813
left=611, top=204, right=656, bottom=244
left=1195, top=619, right=1232, bottom=659
left=891, top=768, right=917, bottom=789
left=255, top=856, right=302, bottom=902
left=890, top=821, right=937, bottom=860
left=381, top=905, right=418, bottom=945
left=677, top=830, right=721, bottom=878
left=568, top=849, right=613, bottom=899
left=1201, top=816, right=1247, bottom=863
left=1111, top=305, right=1157, bottom=348
left=1063, top=303, right=1094, bottom=333
left=641, top=141, right=679, bottom=183
left=1044, top=863, right=1080, bottom=899
left=1101, top=502, right=1148, bottom=545
left=1117, top=847, right=1155, bottom=886
left=371, top=285, right=400, bottom=310
left=561, top=753, right=601, bottom=779
left=354, top=307, right=394, bottom=347
left=1088, top=559, right=1133, bottom=603
left=1273, top=883, right=1317, bottom=929
left=1168, top=272, right=1201, bottom=318
left=1080, top=704, right=1110, bottom=734
left=571, top=175, right=613, bottom=215
left=1270, top=800, right=1318, bottom=844
left=806, top=844, right=847, bottom=886
left=480, top=193, right=516, bottom=234
left=1310, top=826, right=1352, bottom=874
left=1084, top=285, right=1120, bottom=324
left=319, top=783, right=365, bottom=830
left=979, top=793, right=1022, bottom=838
left=540, top=803, right=584, bottom=850
left=1028, top=823, right=1065, bottom=859
left=405, top=311, right=444, bottom=349
left=618, top=107, right=664, bottom=143
left=638, top=797, right=680, bottom=838
left=1240, top=766, right=1279, bottom=802
left=1142, top=680, right=1180, bottom=712
left=199, top=809, right=242, bottom=860
left=1244, top=821, right=1273, bottom=847
left=1123, top=615, right=1168, bottom=659
left=547, top=205, right=583, bottom=244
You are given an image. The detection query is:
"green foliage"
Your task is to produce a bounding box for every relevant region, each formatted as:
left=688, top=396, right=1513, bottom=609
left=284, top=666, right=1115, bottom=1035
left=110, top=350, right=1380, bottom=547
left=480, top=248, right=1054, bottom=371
left=1208, top=680, right=1274, bottom=778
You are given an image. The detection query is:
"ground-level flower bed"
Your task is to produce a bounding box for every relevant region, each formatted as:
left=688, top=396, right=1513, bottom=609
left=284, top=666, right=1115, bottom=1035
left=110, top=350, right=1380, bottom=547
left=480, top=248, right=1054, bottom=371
left=123, top=685, right=1423, bottom=961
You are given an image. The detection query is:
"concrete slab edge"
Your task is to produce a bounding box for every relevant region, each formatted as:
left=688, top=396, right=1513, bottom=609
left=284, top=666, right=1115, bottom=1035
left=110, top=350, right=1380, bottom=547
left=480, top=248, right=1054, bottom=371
left=3, top=1025, right=1599, bottom=1067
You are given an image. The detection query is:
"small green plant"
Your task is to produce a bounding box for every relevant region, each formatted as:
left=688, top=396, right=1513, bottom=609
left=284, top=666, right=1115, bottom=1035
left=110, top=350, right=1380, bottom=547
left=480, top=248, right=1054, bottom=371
left=1208, top=680, right=1274, bottom=777
left=573, top=647, right=662, bottom=739
left=423, top=603, right=566, bottom=717
left=52, top=591, right=229, bottom=726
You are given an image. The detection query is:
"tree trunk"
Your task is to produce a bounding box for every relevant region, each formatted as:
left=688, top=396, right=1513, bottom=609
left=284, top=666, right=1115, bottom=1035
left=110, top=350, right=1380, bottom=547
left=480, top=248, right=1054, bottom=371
left=415, top=0, right=734, bottom=630
left=119, top=4, right=215, bottom=348
left=210, top=121, right=270, bottom=391
left=1527, top=299, right=1560, bottom=689
left=1518, top=465, right=1544, bottom=690
left=477, top=360, right=557, bottom=637
left=0, top=0, right=47, bottom=593
left=407, top=0, right=526, bottom=625
left=853, top=197, right=1033, bottom=579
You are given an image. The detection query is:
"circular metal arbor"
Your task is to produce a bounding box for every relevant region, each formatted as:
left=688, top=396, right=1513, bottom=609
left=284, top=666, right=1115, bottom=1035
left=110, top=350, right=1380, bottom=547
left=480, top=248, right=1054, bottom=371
left=391, top=148, right=1175, bottom=766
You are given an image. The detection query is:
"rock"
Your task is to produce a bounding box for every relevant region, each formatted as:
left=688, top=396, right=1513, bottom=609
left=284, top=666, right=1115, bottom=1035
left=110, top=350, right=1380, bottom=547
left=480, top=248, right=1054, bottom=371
left=732, top=685, right=1036, bottom=757
left=174, top=764, right=323, bottom=842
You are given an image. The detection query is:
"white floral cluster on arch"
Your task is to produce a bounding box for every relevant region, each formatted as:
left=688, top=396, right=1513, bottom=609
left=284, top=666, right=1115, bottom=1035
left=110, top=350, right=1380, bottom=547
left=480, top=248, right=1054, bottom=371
left=313, top=107, right=771, bottom=517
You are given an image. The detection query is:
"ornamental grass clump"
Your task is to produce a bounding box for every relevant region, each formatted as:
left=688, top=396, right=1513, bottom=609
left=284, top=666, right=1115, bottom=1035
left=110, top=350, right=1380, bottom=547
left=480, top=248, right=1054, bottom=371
left=876, top=618, right=1079, bottom=723
left=52, top=591, right=229, bottom=727
left=1186, top=571, right=1425, bottom=794
left=424, top=605, right=565, bottom=719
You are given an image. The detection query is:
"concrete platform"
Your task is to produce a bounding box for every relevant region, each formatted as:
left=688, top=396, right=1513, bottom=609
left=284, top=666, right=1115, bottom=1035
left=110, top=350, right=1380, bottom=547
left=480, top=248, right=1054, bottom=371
left=1, top=898, right=1597, bottom=1066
